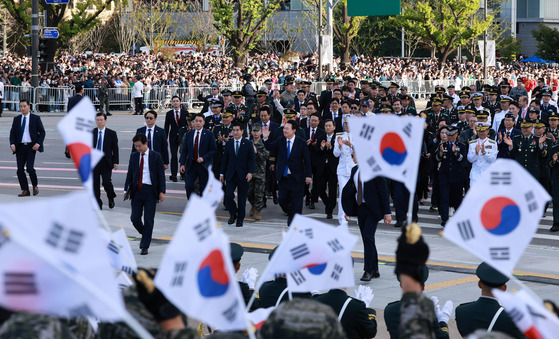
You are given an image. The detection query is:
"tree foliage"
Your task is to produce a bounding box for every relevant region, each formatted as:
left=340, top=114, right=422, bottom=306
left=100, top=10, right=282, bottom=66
left=532, top=23, right=559, bottom=62
left=391, top=0, right=493, bottom=64
left=332, top=0, right=364, bottom=65
left=210, top=0, right=282, bottom=67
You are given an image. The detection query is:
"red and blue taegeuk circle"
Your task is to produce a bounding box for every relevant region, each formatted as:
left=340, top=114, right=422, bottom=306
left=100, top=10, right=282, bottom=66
left=67, top=142, right=91, bottom=182
left=197, top=249, right=230, bottom=297
left=304, top=263, right=327, bottom=275
left=480, top=197, right=521, bottom=235
left=380, top=132, right=407, bottom=165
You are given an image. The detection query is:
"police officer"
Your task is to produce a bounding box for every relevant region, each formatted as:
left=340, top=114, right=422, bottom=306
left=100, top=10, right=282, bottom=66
left=436, top=126, right=467, bottom=227
left=467, top=122, right=498, bottom=187
left=455, top=262, right=525, bottom=338
left=503, top=119, right=548, bottom=179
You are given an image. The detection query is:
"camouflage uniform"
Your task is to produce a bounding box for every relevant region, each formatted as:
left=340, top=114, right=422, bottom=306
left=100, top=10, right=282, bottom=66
left=0, top=314, right=75, bottom=338
left=399, top=292, right=438, bottom=339
left=248, top=138, right=269, bottom=212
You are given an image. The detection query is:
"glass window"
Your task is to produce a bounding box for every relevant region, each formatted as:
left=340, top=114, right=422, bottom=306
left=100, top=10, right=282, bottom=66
left=527, top=0, right=540, bottom=18
left=517, top=0, right=527, bottom=18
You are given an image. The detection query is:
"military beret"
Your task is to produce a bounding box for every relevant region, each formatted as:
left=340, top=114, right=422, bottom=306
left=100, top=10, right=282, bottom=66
left=476, top=262, right=509, bottom=287
left=446, top=126, right=459, bottom=136
left=230, top=243, right=244, bottom=263
left=475, top=122, right=491, bottom=131
left=232, top=90, right=243, bottom=97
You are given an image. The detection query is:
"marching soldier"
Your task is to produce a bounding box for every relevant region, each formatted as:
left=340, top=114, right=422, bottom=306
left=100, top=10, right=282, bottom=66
left=467, top=123, right=498, bottom=188
left=503, top=119, right=548, bottom=180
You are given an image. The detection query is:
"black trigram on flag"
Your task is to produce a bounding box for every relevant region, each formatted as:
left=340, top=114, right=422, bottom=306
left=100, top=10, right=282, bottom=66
left=4, top=272, right=37, bottom=295
left=366, top=156, right=382, bottom=173
left=194, top=219, right=212, bottom=242
left=45, top=223, right=84, bottom=254
left=290, top=244, right=310, bottom=260
left=360, top=124, right=375, bottom=141
left=490, top=171, right=512, bottom=185
left=302, top=228, right=313, bottom=239
left=171, top=262, right=188, bottom=287
left=45, top=223, right=64, bottom=248
left=290, top=271, right=306, bottom=285
left=222, top=299, right=239, bottom=322
left=525, top=191, right=538, bottom=212
left=330, top=264, right=343, bottom=281
left=327, top=239, right=344, bottom=253
left=508, top=307, right=524, bottom=323
left=490, top=247, right=510, bottom=260
left=527, top=305, right=546, bottom=320
left=402, top=123, right=412, bottom=137
left=457, top=220, right=475, bottom=241
left=107, top=240, right=120, bottom=255
left=121, top=266, right=134, bottom=275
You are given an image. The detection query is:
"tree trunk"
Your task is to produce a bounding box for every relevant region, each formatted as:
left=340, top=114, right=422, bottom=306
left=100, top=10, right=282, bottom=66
left=234, top=48, right=248, bottom=68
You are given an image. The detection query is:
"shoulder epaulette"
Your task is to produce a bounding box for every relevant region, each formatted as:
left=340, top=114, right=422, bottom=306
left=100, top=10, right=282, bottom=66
left=468, top=139, right=477, bottom=144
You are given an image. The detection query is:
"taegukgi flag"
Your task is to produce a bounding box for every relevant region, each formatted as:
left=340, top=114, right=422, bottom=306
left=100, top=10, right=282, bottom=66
left=348, top=115, right=424, bottom=192
left=444, top=159, right=550, bottom=276
left=202, top=165, right=224, bottom=210
left=286, top=253, right=354, bottom=293
left=155, top=195, right=248, bottom=331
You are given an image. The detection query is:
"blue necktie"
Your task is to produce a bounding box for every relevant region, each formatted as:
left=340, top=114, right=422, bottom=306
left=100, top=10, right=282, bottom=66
left=283, top=140, right=291, bottom=177
left=235, top=140, right=239, bottom=155
left=20, top=116, right=26, bottom=143
left=97, top=131, right=103, bottom=151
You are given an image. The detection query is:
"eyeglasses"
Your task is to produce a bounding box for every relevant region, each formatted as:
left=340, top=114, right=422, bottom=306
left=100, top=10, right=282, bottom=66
left=145, top=117, right=154, bottom=120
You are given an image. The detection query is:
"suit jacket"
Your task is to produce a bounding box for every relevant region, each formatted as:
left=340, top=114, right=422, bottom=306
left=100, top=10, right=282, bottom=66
left=305, top=127, right=327, bottom=167
left=179, top=128, right=217, bottom=171
left=269, top=136, right=312, bottom=184
left=320, top=134, right=339, bottom=173
left=342, top=166, right=391, bottom=220
left=124, top=150, right=166, bottom=200
left=497, top=128, right=522, bottom=158
left=456, top=297, right=524, bottom=339
left=67, top=94, right=84, bottom=112
left=220, top=138, right=255, bottom=182
left=10, top=114, right=46, bottom=153
left=319, top=89, right=333, bottom=114
left=93, top=127, right=119, bottom=167
left=385, top=300, right=449, bottom=339
left=134, top=126, right=169, bottom=165
left=258, top=277, right=311, bottom=308
left=164, top=108, right=189, bottom=145
left=261, top=120, right=280, bottom=145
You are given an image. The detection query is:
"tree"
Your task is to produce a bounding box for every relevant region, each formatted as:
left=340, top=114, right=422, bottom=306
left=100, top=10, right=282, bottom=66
left=498, top=36, right=521, bottom=63
left=1, top=0, right=116, bottom=60
left=391, top=0, right=493, bottom=64
left=532, top=23, right=559, bottom=62
left=211, top=0, right=281, bottom=67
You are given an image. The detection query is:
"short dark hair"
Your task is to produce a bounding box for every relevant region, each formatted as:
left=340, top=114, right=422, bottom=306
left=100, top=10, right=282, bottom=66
left=307, top=102, right=318, bottom=111
left=144, top=110, right=157, bottom=119
left=19, top=99, right=30, bottom=106
left=232, top=121, right=245, bottom=130
left=75, top=84, right=83, bottom=93
left=259, top=106, right=271, bottom=115
left=172, top=95, right=181, bottom=101
left=193, top=113, right=205, bottom=121
left=341, top=100, right=350, bottom=107
left=310, top=113, right=321, bottom=120
left=133, top=133, right=147, bottom=144
left=324, top=119, right=335, bottom=127
left=330, top=98, right=340, bottom=104
left=285, top=120, right=298, bottom=131
left=96, top=112, right=107, bottom=120
left=297, top=90, right=305, bottom=95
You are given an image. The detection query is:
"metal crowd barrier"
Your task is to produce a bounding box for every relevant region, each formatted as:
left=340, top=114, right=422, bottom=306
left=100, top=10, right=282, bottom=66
left=33, top=86, right=73, bottom=113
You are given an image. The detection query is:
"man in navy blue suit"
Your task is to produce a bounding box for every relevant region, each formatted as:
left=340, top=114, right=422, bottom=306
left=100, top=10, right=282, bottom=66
left=164, top=95, right=189, bottom=182
left=124, top=133, right=166, bottom=255
left=180, top=113, right=217, bottom=198
left=269, top=120, right=312, bottom=225
left=342, top=154, right=392, bottom=281
left=220, top=121, right=255, bottom=227
left=93, top=113, right=119, bottom=209
left=497, top=113, right=522, bottom=159
left=9, top=99, right=45, bottom=197
left=134, top=110, right=169, bottom=169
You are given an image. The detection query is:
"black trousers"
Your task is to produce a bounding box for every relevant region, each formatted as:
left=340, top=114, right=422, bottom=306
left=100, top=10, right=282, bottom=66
left=130, top=185, right=157, bottom=249
left=357, top=203, right=380, bottom=273
left=226, top=175, right=249, bottom=221
left=318, top=165, right=338, bottom=214
left=93, top=162, right=116, bottom=207
left=185, top=163, right=209, bottom=198
left=278, top=175, right=305, bottom=226
left=134, top=97, right=143, bottom=114
left=15, top=144, right=38, bottom=190
left=169, top=141, right=179, bottom=177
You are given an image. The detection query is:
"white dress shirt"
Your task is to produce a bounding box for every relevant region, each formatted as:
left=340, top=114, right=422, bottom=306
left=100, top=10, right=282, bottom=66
left=20, top=113, right=32, bottom=143
left=140, top=149, right=152, bottom=185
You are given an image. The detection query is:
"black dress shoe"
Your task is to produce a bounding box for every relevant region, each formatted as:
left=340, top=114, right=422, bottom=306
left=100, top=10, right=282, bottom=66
left=441, top=220, right=447, bottom=227
left=394, top=220, right=403, bottom=228
left=106, top=112, right=112, bottom=116
left=108, top=199, right=115, bottom=209
left=360, top=272, right=373, bottom=282
left=551, top=224, right=559, bottom=232
left=180, top=174, right=186, bottom=180
left=236, top=220, right=243, bottom=227
left=140, top=248, right=148, bottom=255
left=372, top=271, right=380, bottom=278
left=18, top=190, right=30, bottom=197
left=228, top=216, right=237, bottom=225
left=326, top=213, right=333, bottom=219
left=273, top=195, right=278, bottom=205
left=169, top=175, right=178, bottom=182
left=309, top=202, right=315, bottom=209
left=32, top=186, right=39, bottom=196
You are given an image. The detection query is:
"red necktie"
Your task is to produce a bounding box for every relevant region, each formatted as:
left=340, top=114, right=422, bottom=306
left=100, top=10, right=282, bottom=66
left=175, top=110, right=179, bottom=125
left=138, top=153, right=144, bottom=190
left=193, top=131, right=200, bottom=160
left=311, top=128, right=315, bottom=140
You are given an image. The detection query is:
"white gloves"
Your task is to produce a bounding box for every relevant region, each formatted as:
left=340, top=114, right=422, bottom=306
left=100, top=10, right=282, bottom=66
left=242, top=267, right=258, bottom=289
left=353, top=285, right=374, bottom=308
left=430, top=296, right=453, bottom=323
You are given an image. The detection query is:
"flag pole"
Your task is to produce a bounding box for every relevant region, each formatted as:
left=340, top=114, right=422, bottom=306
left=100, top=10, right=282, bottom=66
left=406, top=187, right=415, bottom=225
left=509, top=275, right=544, bottom=303
left=245, top=316, right=257, bottom=339
left=245, top=292, right=257, bottom=312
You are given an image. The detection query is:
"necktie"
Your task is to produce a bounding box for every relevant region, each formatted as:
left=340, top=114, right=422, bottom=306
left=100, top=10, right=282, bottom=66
left=263, top=123, right=267, bottom=128
left=283, top=140, right=291, bottom=177
left=138, top=153, right=144, bottom=189
left=235, top=140, right=239, bottom=155
left=147, top=129, right=152, bottom=150
left=311, top=128, right=315, bottom=140
left=97, top=131, right=103, bottom=151
left=20, top=116, right=26, bottom=143
left=507, top=131, right=511, bottom=138
left=175, top=110, right=179, bottom=125
left=357, top=174, right=363, bottom=206
left=193, top=131, right=199, bottom=160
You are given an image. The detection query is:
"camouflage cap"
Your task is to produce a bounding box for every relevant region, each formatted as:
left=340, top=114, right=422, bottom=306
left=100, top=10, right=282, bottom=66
left=258, top=299, right=345, bottom=339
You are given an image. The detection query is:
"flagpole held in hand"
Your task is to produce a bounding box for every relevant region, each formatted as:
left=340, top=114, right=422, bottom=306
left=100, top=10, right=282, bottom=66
left=406, top=187, right=416, bottom=225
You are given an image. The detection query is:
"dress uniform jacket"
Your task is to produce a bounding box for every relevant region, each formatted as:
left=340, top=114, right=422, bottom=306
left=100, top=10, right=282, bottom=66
left=467, top=137, right=498, bottom=185
left=314, top=289, right=377, bottom=339
left=384, top=300, right=449, bottom=339
left=333, top=132, right=356, bottom=177
left=455, top=297, right=524, bottom=338
left=509, top=134, right=547, bottom=179
left=258, top=277, right=311, bottom=308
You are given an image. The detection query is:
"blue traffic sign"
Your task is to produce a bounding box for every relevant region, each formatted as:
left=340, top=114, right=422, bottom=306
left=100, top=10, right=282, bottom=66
left=45, top=0, right=70, bottom=4
left=44, top=29, right=59, bottom=39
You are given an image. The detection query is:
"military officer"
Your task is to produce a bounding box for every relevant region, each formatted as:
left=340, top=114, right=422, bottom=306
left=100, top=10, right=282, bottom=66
left=247, top=90, right=269, bottom=124
left=454, top=107, right=469, bottom=132
left=467, top=123, right=498, bottom=187
left=425, top=99, right=449, bottom=142
left=230, top=243, right=261, bottom=311
left=546, top=111, right=559, bottom=145
left=492, top=95, right=512, bottom=132
left=400, top=95, right=417, bottom=115
left=230, top=91, right=251, bottom=137
left=204, top=100, right=223, bottom=131
left=441, top=94, right=458, bottom=123
left=504, top=119, right=547, bottom=180
left=333, top=116, right=357, bottom=226
left=212, top=109, right=234, bottom=180
left=248, top=123, right=269, bottom=221
left=436, top=126, right=467, bottom=227
left=455, top=262, right=525, bottom=338
left=483, top=86, right=501, bottom=121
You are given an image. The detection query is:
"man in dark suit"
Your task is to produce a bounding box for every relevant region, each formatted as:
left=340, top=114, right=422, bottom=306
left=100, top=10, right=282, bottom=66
left=342, top=156, right=391, bottom=281
left=496, top=113, right=522, bottom=158
left=319, top=78, right=335, bottom=116
left=180, top=113, right=217, bottom=198
left=455, top=262, right=524, bottom=338
left=318, top=119, right=339, bottom=219
left=134, top=110, right=169, bottom=169
left=200, top=84, right=223, bottom=114
left=269, top=120, right=312, bottom=225
left=305, top=113, right=326, bottom=209
left=124, top=133, right=166, bottom=255
left=93, top=113, right=119, bottom=209
left=164, top=95, right=189, bottom=182
left=9, top=99, right=45, bottom=197
left=220, top=121, right=255, bottom=227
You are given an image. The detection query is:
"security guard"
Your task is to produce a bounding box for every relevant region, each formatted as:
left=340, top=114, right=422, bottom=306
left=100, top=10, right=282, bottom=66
left=436, top=126, right=467, bottom=227
left=212, top=109, right=234, bottom=179
left=230, top=243, right=261, bottom=311
left=384, top=266, right=450, bottom=339
left=455, top=262, right=524, bottom=338
left=504, top=119, right=547, bottom=179
left=467, top=122, right=498, bottom=188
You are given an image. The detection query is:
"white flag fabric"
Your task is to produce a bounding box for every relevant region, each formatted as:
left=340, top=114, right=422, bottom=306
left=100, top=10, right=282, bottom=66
left=444, top=159, right=550, bottom=276
left=57, top=96, right=104, bottom=198
left=112, top=228, right=138, bottom=275
left=154, top=195, right=248, bottom=331
left=286, top=254, right=354, bottom=293
left=348, top=115, right=424, bottom=192
left=248, top=306, right=275, bottom=330
left=257, top=214, right=358, bottom=291
left=202, top=165, right=224, bottom=209
left=0, top=192, right=126, bottom=321
left=493, top=289, right=559, bottom=339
